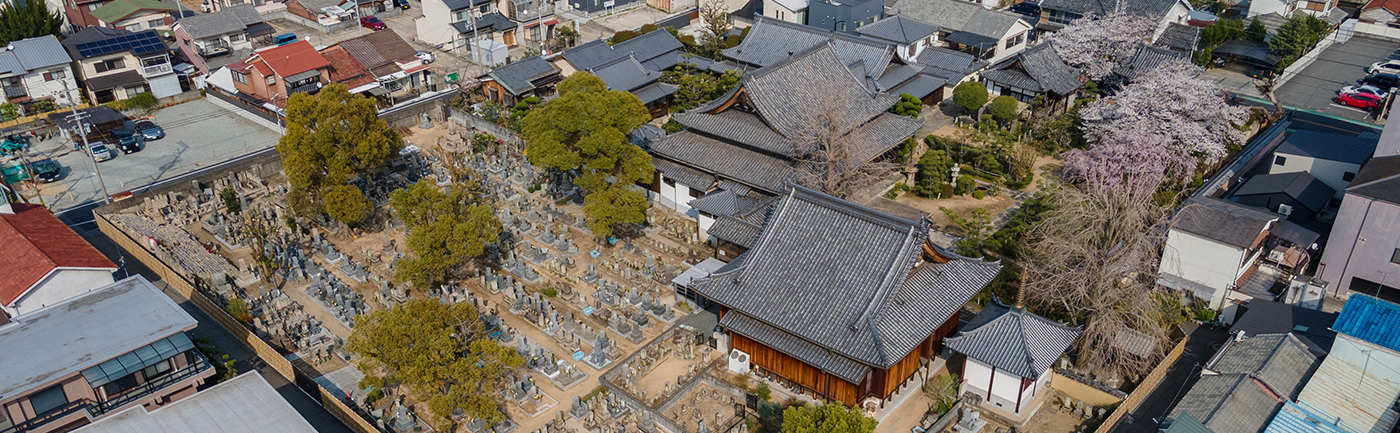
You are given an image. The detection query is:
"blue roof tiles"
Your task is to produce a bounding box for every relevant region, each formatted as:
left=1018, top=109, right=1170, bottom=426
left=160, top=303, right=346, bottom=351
left=1332, top=294, right=1400, bottom=352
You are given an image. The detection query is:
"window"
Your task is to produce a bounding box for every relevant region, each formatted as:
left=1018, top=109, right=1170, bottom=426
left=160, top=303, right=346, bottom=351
left=102, top=373, right=140, bottom=397
left=49, top=69, right=66, bottom=81
left=94, top=59, right=125, bottom=73
left=233, top=71, right=248, bottom=84
left=663, top=177, right=676, bottom=187
left=142, top=360, right=173, bottom=381
left=689, top=187, right=703, bottom=198
left=28, top=385, right=69, bottom=416
left=124, top=23, right=142, bottom=31
left=1392, top=248, right=1400, bottom=264
left=266, top=75, right=276, bottom=86
left=838, top=22, right=846, bottom=31
left=1274, top=155, right=1287, bottom=165
left=148, top=18, right=163, bottom=28
left=479, top=3, right=490, bottom=12
left=1046, top=9, right=1080, bottom=25
left=228, top=33, right=246, bottom=42
left=907, top=44, right=916, bottom=57
left=456, top=10, right=470, bottom=20
left=1005, top=32, right=1025, bottom=49
left=87, top=3, right=99, bottom=10
left=1343, top=171, right=1356, bottom=181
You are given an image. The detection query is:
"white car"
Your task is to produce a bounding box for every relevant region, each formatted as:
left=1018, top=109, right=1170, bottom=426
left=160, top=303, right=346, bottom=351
left=1368, top=60, right=1400, bottom=75
left=90, top=142, right=114, bottom=162
left=1340, top=84, right=1390, bottom=99
left=415, top=50, right=435, bottom=64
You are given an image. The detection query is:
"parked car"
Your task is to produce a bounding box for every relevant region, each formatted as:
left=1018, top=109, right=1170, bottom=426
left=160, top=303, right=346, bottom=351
left=1368, top=60, right=1400, bottom=75
left=1335, top=92, right=1384, bottom=110
left=90, top=142, right=114, bottom=162
left=393, top=0, right=410, bottom=9
left=360, top=16, right=387, bottom=30
left=136, top=120, right=164, bottom=140
left=1246, top=65, right=1273, bottom=79
left=416, top=50, right=435, bottom=64
left=29, top=159, right=61, bottom=183
left=1009, top=1, right=1040, bottom=16
left=1340, top=84, right=1390, bottom=99
left=1362, top=72, right=1400, bottom=89
left=111, top=129, right=144, bottom=154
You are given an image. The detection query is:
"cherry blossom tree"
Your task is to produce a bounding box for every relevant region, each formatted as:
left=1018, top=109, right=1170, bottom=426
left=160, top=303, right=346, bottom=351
left=1080, top=59, right=1249, bottom=162
left=1043, top=12, right=1159, bottom=80
left=1063, top=132, right=1197, bottom=193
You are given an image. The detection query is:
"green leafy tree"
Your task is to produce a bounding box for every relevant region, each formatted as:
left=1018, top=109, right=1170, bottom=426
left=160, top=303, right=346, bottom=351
left=989, top=95, right=1019, bottom=123
left=1247, top=17, right=1266, bottom=42
left=221, top=187, right=241, bottom=214
left=277, top=83, right=402, bottom=218
left=890, top=93, right=922, bottom=118
left=323, top=184, right=372, bottom=223
left=1269, top=14, right=1329, bottom=57
left=391, top=180, right=500, bottom=288
left=556, top=25, right=578, bottom=47
left=511, top=96, right=541, bottom=118
left=610, top=30, right=641, bottom=44
left=521, top=73, right=653, bottom=239
left=224, top=298, right=251, bottom=323
left=940, top=207, right=993, bottom=256
left=347, top=300, right=523, bottom=426
left=0, top=103, right=18, bottom=121
left=0, top=0, right=63, bottom=47
left=781, top=404, right=877, bottom=433
left=662, top=65, right=740, bottom=111
left=1200, top=18, right=1245, bottom=48
left=953, top=81, right=988, bottom=115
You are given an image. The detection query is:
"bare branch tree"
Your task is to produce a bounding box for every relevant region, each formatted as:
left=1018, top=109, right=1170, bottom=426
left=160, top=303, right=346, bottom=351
left=699, top=0, right=732, bottom=54
left=787, top=97, right=899, bottom=199
left=1021, top=182, right=1176, bottom=378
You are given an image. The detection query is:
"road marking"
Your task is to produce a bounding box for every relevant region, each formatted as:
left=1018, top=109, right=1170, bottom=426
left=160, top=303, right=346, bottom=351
left=1328, top=103, right=1373, bottom=114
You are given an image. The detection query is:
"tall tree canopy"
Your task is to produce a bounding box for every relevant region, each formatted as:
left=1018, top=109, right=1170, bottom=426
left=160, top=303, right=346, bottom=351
left=347, top=299, right=522, bottom=426
left=390, top=180, right=500, bottom=289
left=1042, top=12, right=1158, bottom=80
left=781, top=404, right=877, bottom=433
left=1079, top=60, right=1248, bottom=162
left=278, top=83, right=402, bottom=221
left=0, top=0, right=63, bottom=47
left=521, top=73, right=653, bottom=239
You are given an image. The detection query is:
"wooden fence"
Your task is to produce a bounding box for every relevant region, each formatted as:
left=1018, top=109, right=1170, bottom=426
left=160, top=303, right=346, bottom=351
left=1093, top=336, right=1190, bottom=433
left=96, top=212, right=382, bottom=433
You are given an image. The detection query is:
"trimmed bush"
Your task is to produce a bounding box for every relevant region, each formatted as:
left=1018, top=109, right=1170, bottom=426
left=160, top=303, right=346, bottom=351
left=973, top=190, right=985, bottom=199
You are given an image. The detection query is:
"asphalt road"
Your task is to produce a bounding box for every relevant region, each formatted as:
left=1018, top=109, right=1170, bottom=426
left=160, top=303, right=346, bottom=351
left=1276, top=36, right=1398, bottom=123
left=21, top=98, right=280, bottom=215
left=1115, top=323, right=1231, bottom=433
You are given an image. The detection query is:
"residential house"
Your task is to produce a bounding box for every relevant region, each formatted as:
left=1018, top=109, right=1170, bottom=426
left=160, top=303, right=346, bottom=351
left=65, top=0, right=117, bottom=29
left=0, top=276, right=214, bottom=433
left=282, top=0, right=358, bottom=28
left=1248, top=0, right=1343, bottom=21
left=889, top=0, right=1033, bottom=64
left=62, top=27, right=180, bottom=103
left=480, top=56, right=562, bottom=105
left=980, top=42, right=1083, bottom=113
left=0, top=201, right=117, bottom=317
left=650, top=43, right=921, bottom=222
left=0, top=36, right=82, bottom=110
left=808, top=0, right=883, bottom=33
left=855, top=15, right=939, bottom=64
left=414, top=0, right=515, bottom=49
left=331, top=31, right=434, bottom=103
left=1158, top=196, right=1321, bottom=323
left=230, top=41, right=331, bottom=106
left=505, top=0, right=557, bottom=49
left=1291, top=294, right=1400, bottom=433
left=1038, top=0, right=1193, bottom=41
left=69, top=373, right=317, bottom=433
left=585, top=56, right=677, bottom=117
left=1269, top=130, right=1378, bottom=200
left=318, top=44, right=377, bottom=93
left=89, top=0, right=175, bottom=32
left=1113, top=44, right=1190, bottom=80
left=1228, top=299, right=1338, bottom=355
left=1231, top=171, right=1336, bottom=223
left=1161, top=333, right=1320, bottom=433
left=566, top=0, right=643, bottom=14
left=554, top=30, right=689, bottom=76
left=693, top=183, right=1002, bottom=408
left=943, top=298, right=1081, bottom=418
left=1157, top=22, right=1202, bottom=52
left=1362, top=0, right=1400, bottom=25
left=1317, top=156, right=1400, bottom=301
left=763, top=0, right=807, bottom=24
left=172, top=5, right=276, bottom=75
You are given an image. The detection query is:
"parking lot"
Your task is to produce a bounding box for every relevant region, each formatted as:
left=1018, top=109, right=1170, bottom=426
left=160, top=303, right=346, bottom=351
left=25, top=98, right=282, bottom=211
left=1276, top=36, right=1397, bottom=123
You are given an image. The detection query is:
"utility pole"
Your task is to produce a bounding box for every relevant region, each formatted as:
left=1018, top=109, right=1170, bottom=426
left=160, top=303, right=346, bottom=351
left=56, top=83, right=112, bottom=205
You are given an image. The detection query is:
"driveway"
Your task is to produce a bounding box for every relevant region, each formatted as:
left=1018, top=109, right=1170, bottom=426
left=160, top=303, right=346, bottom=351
left=1275, top=36, right=1398, bottom=124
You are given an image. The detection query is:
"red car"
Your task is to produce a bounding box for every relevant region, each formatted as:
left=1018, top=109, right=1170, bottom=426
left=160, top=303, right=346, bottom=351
left=360, top=16, right=387, bottom=30
left=1335, top=92, right=1384, bottom=110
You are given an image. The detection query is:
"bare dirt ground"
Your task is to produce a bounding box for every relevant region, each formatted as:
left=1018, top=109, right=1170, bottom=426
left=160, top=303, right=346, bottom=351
left=639, top=356, right=694, bottom=401
left=667, top=383, right=740, bottom=433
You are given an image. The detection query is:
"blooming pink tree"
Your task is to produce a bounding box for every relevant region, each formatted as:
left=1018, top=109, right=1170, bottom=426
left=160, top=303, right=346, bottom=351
left=1063, top=132, right=1197, bottom=192
left=1043, top=12, right=1158, bottom=80
left=1080, top=59, right=1249, bottom=162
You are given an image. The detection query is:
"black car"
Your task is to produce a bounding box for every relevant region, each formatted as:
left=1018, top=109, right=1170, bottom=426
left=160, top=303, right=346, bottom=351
left=1363, top=72, right=1400, bottom=89
left=111, top=128, right=144, bottom=154
left=1009, top=1, right=1040, bottom=16
left=29, top=159, right=61, bottom=183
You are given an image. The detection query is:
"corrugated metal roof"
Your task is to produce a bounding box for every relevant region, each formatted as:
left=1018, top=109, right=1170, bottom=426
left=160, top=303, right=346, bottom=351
left=1263, top=401, right=1353, bottom=433
left=1331, top=294, right=1400, bottom=351
left=1296, top=338, right=1400, bottom=433
left=1, top=36, right=73, bottom=73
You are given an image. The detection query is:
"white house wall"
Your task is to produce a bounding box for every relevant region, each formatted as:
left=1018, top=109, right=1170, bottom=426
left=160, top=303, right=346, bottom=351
left=18, top=67, right=81, bottom=106
left=697, top=212, right=714, bottom=242
left=1269, top=153, right=1361, bottom=199
left=962, top=357, right=1034, bottom=414
left=415, top=0, right=456, bottom=47
left=986, top=20, right=1032, bottom=64
left=5, top=268, right=117, bottom=316
left=762, top=0, right=806, bottom=24
left=1161, top=230, right=1247, bottom=308
left=1152, top=0, right=1193, bottom=41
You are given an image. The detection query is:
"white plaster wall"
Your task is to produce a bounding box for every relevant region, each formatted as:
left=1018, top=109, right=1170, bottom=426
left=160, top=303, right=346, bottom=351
left=762, top=0, right=806, bottom=24
left=19, top=67, right=81, bottom=106
left=989, top=367, right=1022, bottom=411
left=964, top=357, right=993, bottom=393
left=1270, top=153, right=1361, bottom=199
left=6, top=268, right=117, bottom=316
left=698, top=212, right=714, bottom=242
left=415, top=0, right=456, bottom=46
left=1160, top=230, right=1247, bottom=308
left=1152, top=0, right=1193, bottom=41
left=985, top=20, right=1032, bottom=65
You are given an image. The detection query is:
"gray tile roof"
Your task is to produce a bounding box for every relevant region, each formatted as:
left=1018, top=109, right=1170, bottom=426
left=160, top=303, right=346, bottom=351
left=696, top=184, right=1001, bottom=369
left=650, top=131, right=794, bottom=192
left=1172, top=196, right=1279, bottom=249
left=1229, top=300, right=1337, bottom=355
left=1157, top=22, right=1200, bottom=51
left=589, top=54, right=663, bottom=92
left=487, top=56, right=559, bottom=95
left=611, top=29, right=685, bottom=64
left=1167, top=374, right=1287, bottom=433
left=982, top=42, right=1083, bottom=96
left=891, top=0, right=1026, bottom=39
left=891, top=73, right=945, bottom=99
left=1114, top=44, right=1188, bottom=79
left=1346, top=156, right=1400, bottom=205
left=0, top=36, right=71, bottom=75
left=561, top=39, right=619, bottom=71
left=944, top=299, right=1081, bottom=378
left=653, top=157, right=715, bottom=190
left=1207, top=333, right=1319, bottom=400
left=632, top=82, right=678, bottom=104
left=721, top=17, right=895, bottom=82
left=743, top=44, right=901, bottom=139
left=945, top=31, right=998, bottom=49
left=1233, top=171, right=1335, bottom=213
left=689, top=189, right=768, bottom=217
left=674, top=110, right=793, bottom=156
left=452, top=12, right=517, bottom=33
left=855, top=15, right=938, bottom=44
left=915, top=46, right=979, bottom=82
left=1041, top=0, right=1181, bottom=19
left=227, top=4, right=264, bottom=24
left=877, top=63, right=919, bottom=91
left=1276, top=130, right=1379, bottom=165
left=705, top=191, right=776, bottom=247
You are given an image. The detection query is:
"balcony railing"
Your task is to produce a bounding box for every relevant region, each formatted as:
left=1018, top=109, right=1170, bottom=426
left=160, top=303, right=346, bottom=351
left=197, top=42, right=232, bottom=57
left=0, top=399, right=96, bottom=433
left=97, top=353, right=212, bottom=414
left=141, top=62, right=174, bottom=77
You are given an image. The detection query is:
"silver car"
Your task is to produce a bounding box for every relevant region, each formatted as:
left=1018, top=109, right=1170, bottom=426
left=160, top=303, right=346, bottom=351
left=90, top=142, right=114, bottom=162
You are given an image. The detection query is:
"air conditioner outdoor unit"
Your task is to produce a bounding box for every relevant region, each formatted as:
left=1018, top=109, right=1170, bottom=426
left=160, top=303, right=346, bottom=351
left=1277, top=203, right=1294, bottom=216
left=728, top=349, right=751, bottom=374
